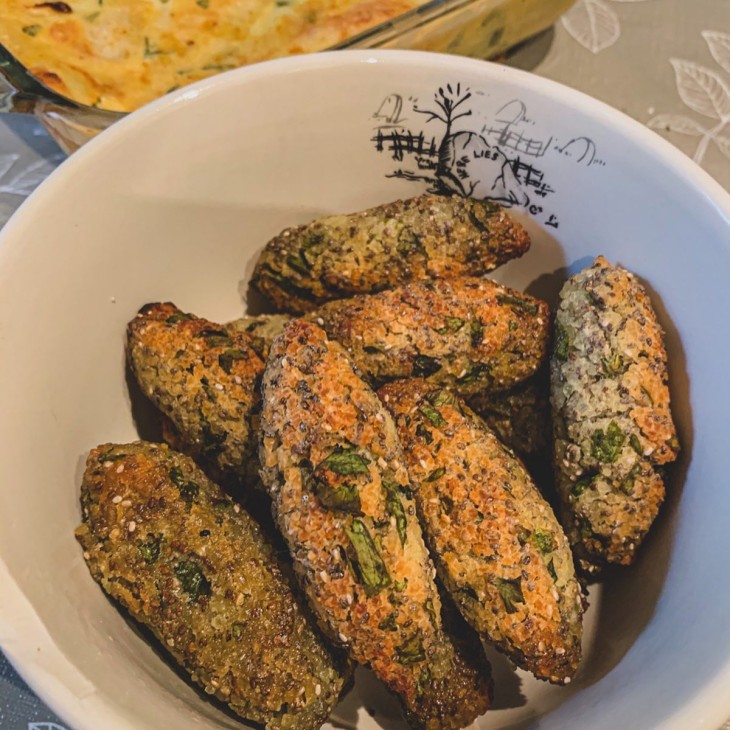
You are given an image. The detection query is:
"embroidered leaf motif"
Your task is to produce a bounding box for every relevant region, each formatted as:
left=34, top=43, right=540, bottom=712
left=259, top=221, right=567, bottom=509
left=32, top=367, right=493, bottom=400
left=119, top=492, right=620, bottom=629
left=702, top=30, right=730, bottom=74
left=714, top=135, right=730, bottom=160
left=561, top=0, right=620, bottom=55
left=647, top=114, right=706, bottom=136
left=670, top=59, right=730, bottom=120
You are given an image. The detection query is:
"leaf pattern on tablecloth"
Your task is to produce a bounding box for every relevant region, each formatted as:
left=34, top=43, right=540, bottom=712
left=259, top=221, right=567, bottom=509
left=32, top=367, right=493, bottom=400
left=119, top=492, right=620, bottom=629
left=561, top=0, right=651, bottom=54
left=648, top=32, right=730, bottom=164
left=28, top=723, right=69, bottom=730
left=702, top=31, right=730, bottom=74
left=0, top=154, right=65, bottom=196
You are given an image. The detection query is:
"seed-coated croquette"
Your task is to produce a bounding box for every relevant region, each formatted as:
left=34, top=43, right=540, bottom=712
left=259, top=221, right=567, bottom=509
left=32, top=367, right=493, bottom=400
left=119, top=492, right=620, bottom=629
left=227, top=314, right=291, bottom=359
left=466, top=369, right=550, bottom=458
left=127, top=303, right=265, bottom=483
left=309, top=277, right=549, bottom=397
left=550, top=256, right=679, bottom=575
left=75, top=441, right=349, bottom=730
left=259, top=319, right=492, bottom=730
left=252, top=194, right=530, bottom=313
left=379, top=379, right=583, bottom=683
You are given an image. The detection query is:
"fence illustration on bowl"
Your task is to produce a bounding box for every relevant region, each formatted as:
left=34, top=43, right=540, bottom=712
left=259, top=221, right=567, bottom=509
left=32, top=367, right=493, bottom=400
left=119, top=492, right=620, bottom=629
left=371, top=83, right=606, bottom=231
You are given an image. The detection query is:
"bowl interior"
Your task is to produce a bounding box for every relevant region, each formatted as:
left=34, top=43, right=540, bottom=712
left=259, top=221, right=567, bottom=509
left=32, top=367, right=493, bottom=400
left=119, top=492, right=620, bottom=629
left=1, top=50, right=729, bottom=730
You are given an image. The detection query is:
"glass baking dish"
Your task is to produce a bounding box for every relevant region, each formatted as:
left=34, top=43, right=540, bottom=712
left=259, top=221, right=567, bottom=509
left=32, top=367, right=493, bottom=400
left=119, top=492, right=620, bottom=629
left=0, top=0, right=573, bottom=154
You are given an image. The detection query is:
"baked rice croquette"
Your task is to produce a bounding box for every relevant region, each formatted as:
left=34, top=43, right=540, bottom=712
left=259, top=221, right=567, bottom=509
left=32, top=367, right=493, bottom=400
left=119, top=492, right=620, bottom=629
left=126, top=302, right=265, bottom=483
left=380, top=378, right=583, bottom=683
left=466, top=369, right=550, bottom=458
left=75, top=441, right=349, bottom=730
left=550, top=256, right=679, bottom=574
left=309, top=276, right=549, bottom=396
left=259, top=319, right=491, bottom=729
left=252, top=194, right=530, bottom=313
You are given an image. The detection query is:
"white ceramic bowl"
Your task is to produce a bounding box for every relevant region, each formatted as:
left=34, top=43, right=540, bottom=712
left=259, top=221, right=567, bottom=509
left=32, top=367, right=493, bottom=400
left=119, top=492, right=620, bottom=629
left=1, top=50, right=729, bottom=730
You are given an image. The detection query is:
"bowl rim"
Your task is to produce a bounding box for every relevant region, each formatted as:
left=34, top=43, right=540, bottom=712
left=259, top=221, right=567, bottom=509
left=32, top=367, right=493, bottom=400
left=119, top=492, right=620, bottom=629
left=1, top=48, right=730, bottom=730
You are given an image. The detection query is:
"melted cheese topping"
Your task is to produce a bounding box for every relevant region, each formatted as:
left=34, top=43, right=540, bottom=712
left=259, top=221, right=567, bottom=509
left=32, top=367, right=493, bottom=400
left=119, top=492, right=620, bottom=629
left=1, top=0, right=419, bottom=111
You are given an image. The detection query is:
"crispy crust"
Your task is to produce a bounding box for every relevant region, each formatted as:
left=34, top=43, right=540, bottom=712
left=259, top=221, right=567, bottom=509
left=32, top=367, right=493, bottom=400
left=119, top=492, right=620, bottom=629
left=466, top=368, right=550, bottom=457
left=75, top=441, right=349, bottom=730
left=379, top=379, right=583, bottom=683
left=550, top=257, right=680, bottom=574
left=226, top=313, right=291, bottom=359
left=126, top=303, right=265, bottom=483
left=309, top=276, right=549, bottom=396
left=252, top=194, right=530, bottom=313
left=259, top=319, right=491, bottom=729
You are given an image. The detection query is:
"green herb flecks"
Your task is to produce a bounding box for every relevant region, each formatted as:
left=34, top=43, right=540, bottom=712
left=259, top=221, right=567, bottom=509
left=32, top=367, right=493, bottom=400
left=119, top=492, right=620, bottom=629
left=602, top=352, right=626, bottom=376
left=169, top=467, right=199, bottom=504
left=531, top=530, right=556, bottom=554
left=629, top=433, right=643, bottom=455
left=345, top=519, right=390, bottom=596
left=218, top=348, right=249, bottom=374
left=413, top=355, right=441, bottom=377
left=197, top=328, right=232, bottom=348
left=469, top=320, right=484, bottom=347
left=22, top=24, right=42, bottom=35
left=425, top=467, right=445, bottom=482
left=415, top=423, right=433, bottom=444
left=591, top=421, right=626, bottom=463
left=196, top=0, right=209, bottom=7
left=497, top=293, right=539, bottom=316
left=378, top=613, right=398, bottom=631
left=396, top=633, right=426, bottom=665
left=436, top=317, right=465, bottom=335
left=456, top=362, right=490, bottom=385
left=383, top=480, right=407, bottom=546
left=143, top=37, right=166, bottom=58
left=554, top=323, right=570, bottom=361
left=419, top=403, right=445, bottom=427
left=97, top=450, right=126, bottom=463
left=547, top=558, right=558, bottom=582
left=619, top=463, right=642, bottom=495
left=174, top=561, right=211, bottom=601
left=314, top=478, right=361, bottom=514
left=286, top=251, right=311, bottom=276
left=428, top=389, right=459, bottom=408
left=495, top=577, right=525, bottom=614
left=165, top=311, right=195, bottom=325
left=138, top=534, right=161, bottom=564
left=318, top=446, right=370, bottom=476
left=424, top=598, right=437, bottom=625
left=572, top=473, right=596, bottom=498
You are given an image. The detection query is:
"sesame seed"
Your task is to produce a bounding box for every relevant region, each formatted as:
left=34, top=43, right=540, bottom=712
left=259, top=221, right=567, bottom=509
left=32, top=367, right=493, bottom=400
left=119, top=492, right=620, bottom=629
left=116, top=464, right=125, bottom=474
left=166, top=638, right=175, bottom=647
left=83, top=551, right=90, bottom=560
left=564, top=677, right=571, bottom=685
left=316, top=318, right=324, bottom=326
left=214, top=383, right=224, bottom=391
left=121, top=499, right=132, bottom=507
left=377, top=457, right=388, bottom=469
left=458, top=368, right=468, bottom=378
left=103, top=461, right=113, bottom=469
left=128, top=521, right=136, bottom=532
left=236, top=593, right=244, bottom=606
left=233, top=504, right=241, bottom=513
left=538, top=641, right=545, bottom=652
left=112, top=495, right=122, bottom=504
left=315, top=684, right=321, bottom=696
left=338, top=633, right=348, bottom=643
left=556, top=647, right=566, bottom=655
left=345, top=594, right=353, bottom=605
left=419, top=459, right=428, bottom=469
left=234, top=376, right=242, bottom=384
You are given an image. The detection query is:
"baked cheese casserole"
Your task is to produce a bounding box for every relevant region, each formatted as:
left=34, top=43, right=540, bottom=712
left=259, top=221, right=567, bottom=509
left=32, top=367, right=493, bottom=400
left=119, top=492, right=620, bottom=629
left=1, top=0, right=420, bottom=111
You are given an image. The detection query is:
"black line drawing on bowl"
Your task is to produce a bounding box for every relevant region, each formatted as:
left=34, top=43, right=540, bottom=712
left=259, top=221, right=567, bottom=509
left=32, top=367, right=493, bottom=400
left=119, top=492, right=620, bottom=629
left=371, top=83, right=606, bottom=230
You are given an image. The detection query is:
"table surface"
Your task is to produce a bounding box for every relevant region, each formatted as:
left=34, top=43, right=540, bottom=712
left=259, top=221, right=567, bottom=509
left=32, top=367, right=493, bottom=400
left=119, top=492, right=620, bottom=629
left=1, top=1, right=728, bottom=728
